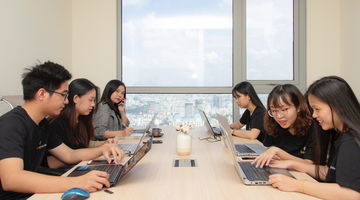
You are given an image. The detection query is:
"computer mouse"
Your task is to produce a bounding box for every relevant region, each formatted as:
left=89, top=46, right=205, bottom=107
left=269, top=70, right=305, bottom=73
left=61, top=188, right=90, bottom=200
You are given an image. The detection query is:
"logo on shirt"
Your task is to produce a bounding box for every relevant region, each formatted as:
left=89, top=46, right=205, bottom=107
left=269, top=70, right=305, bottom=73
left=36, top=141, right=47, bottom=150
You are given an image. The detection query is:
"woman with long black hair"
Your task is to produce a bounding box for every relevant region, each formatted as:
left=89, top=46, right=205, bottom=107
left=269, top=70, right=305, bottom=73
left=230, top=81, right=266, bottom=142
left=46, top=78, right=123, bottom=168
left=93, top=80, right=133, bottom=140
left=265, top=76, right=360, bottom=200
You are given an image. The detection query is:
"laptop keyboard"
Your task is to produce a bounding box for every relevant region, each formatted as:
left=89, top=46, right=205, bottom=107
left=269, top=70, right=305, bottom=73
left=69, top=165, right=123, bottom=184
left=235, top=145, right=256, bottom=154
left=238, top=162, right=270, bottom=181
left=119, top=143, right=138, bottom=153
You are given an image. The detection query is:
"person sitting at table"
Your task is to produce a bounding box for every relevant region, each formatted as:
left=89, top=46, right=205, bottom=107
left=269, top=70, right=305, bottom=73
left=264, top=76, right=360, bottom=200
left=93, top=80, right=133, bottom=140
left=45, top=78, right=118, bottom=169
left=0, top=61, right=124, bottom=200
left=229, top=81, right=266, bottom=143
left=254, top=84, right=315, bottom=167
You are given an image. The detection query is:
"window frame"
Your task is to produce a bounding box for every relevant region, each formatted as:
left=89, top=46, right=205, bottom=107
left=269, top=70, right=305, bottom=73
left=117, top=0, right=306, bottom=121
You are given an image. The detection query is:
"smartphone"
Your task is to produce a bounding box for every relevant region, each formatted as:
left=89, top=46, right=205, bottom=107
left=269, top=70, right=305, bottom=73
left=117, top=100, right=124, bottom=106
left=143, top=140, right=163, bottom=144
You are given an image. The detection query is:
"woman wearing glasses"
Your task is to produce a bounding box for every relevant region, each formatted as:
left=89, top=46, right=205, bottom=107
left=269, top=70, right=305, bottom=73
left=229, top=81, right=266, bottom=143
left=264, top=76, right=360, bottom=200
left=93, top=80, right=133, bottom=140
left=253, top=84, right=315, bottom=167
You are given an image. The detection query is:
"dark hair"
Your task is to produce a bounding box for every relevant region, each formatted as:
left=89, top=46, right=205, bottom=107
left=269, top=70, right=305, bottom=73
left=232, top=81, right=265, bottom=110
left=22, top=61, right=72, bottom=100
left=57, top=78, right=99, bottom=146
left=100, top=80, right=126, bottom=118
left=264, top=84, right=312, bottom=137
left=306, top=76, right=360, bottom=174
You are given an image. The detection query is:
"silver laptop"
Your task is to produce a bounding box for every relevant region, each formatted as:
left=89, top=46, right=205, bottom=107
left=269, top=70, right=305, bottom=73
left=119, top=113, right=158, bottom=154
left=219, top=123, right=294, bottom=185
left=198, top=109, right=222, bottom=138
left=216, top=114, right=266, bottom=156
left=70, top=138, right=152, bottom=187
left=132, top=113, right=158, bottom=134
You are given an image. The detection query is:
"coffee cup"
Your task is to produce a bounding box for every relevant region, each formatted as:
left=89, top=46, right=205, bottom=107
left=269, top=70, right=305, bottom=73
left=151, top=128, right=162, bottom=137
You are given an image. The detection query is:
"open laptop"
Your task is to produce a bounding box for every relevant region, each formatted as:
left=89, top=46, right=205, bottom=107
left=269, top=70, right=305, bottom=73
left=132, top=113, right=158, bottom=134
left=119, top=113, right=158, bottom=154
left=219, top=123, right=294, bottom=185
left=118, top=125, right=149, bottom=155
left=198, top=109, right=222, bottom=138
left=68, top=137, right=152, bottom=186
left=216, top=114, right=266, bottom=156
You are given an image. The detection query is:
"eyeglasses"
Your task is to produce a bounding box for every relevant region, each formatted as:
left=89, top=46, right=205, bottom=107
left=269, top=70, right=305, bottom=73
left=268, top=107, right=291, bottom=118
left=46, top=89, right=69, bottom=101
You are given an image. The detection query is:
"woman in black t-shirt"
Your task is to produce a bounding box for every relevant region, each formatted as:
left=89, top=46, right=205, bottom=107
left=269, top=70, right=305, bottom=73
left=253, top=84, right=314, bottom=168
left=46, top=79, right=116, bottom=168
left=262, top=76, right=360, bottom=199
left=230, top=81, right=266, bottom=143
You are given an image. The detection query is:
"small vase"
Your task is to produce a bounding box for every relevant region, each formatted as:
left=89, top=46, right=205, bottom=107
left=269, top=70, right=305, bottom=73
left=176, top=132, right=192, bottom=156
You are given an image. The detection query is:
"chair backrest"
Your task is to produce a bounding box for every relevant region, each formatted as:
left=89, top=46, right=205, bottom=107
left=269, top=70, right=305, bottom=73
left=0, top=95, right=23, bottom=117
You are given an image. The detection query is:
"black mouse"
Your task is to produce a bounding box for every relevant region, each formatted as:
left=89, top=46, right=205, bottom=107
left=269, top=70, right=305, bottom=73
left=61, top=188, right=90, bottom=200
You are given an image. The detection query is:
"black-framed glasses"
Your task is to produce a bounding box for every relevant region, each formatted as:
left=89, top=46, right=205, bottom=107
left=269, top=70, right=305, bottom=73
left=267, top=107, right=290, bottom=118
left=46, top=89, right=69, bottom=101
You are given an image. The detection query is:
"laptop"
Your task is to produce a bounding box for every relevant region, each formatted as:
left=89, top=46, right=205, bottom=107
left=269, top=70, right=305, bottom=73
left=216, top=114, right=266, bottom=156
left=68, top=138, right=152, bottom=186
left=119, top=113, right=158, bottom=154
left=198, top=109, right=222, bottom=138
left=132, top=113, right=158, bottom=134
left=219, top=123, right=294, bottom=185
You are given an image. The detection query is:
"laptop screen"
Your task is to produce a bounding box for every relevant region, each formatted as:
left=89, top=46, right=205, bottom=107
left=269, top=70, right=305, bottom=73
left=132, top=113, right=158, bottom=153
left=198, top=109, right=216, bottom=137
left=120, top=138, right=152, bottom=179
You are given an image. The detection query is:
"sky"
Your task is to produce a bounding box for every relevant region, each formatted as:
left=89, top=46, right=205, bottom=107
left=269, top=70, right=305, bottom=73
left=122, top=0, right=293, bottom=87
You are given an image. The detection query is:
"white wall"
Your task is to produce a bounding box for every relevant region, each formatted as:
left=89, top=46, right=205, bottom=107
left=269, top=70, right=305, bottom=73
left=0, top=0, right=72, bottom=95
left=71, top=0, right=117, bottom=93
left=307, top=0, right=360, bottom=98
left=341, top=0, right=360, bottom=97
left=306, top=0, right=342, bottom=86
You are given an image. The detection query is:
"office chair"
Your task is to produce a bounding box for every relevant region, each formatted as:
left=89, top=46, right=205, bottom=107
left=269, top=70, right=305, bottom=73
left=0, top=96, right=14, bottom=117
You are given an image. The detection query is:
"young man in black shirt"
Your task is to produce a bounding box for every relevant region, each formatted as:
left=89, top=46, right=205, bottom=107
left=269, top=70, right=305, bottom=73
left=0, top=61, right=124, bottom=199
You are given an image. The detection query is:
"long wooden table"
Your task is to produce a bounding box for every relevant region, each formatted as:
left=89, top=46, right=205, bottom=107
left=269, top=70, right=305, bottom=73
left=29, top=126, right=319, bottom=200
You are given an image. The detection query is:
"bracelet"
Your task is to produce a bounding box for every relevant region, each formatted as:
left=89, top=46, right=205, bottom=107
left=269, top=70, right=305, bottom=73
left=90, top=141, right=97, bottom=148
left=299, top=179, right=305, bottom=193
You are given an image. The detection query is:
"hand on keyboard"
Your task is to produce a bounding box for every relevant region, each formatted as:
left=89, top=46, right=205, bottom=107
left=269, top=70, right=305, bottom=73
left=101, top=143, right=125, bottom=164
left=252, top=146, right=281, bottom=168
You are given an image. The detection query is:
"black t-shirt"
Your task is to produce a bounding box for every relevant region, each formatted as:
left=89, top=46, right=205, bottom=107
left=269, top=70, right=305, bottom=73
left=239, top=107, right=266, bottom=143
left=326, top=132, right=360, bottom=192
left=0, top=107, right=62, bottom=200
left=48, top=118, right=88, bottom=150
left=263, top=122, right=314, bottom=159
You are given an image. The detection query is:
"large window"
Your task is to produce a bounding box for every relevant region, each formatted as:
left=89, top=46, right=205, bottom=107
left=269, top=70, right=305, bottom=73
left=118, top=0, right=306, bottom=126
left=246, top=0, right=294, bottom=80
left=126, top=94, right=232, bottom=127
left=122, top=0, right=232, bottom=87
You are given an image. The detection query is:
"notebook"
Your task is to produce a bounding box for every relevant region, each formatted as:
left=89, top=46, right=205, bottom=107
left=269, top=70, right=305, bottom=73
left=68, top=138, right=152, bottom=186
left=216, top=114, right=266, bottom=156
left=198, top=109, right=222, bottom=138
left=219, top=123, right=294, bottom=185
